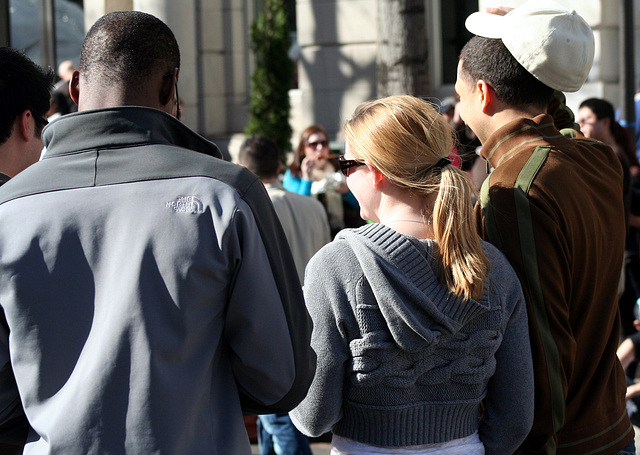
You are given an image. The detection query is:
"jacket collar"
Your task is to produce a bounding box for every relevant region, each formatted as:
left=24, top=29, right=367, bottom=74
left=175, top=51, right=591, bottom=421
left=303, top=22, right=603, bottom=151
left=42, top=106, right=222, bottom=159
left=481, top=113, right=563, bottom=169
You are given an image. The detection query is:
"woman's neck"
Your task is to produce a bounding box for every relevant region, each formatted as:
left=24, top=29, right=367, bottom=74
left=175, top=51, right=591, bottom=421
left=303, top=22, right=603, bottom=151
left=383, top=219, right=433, bottom=239
left=374, top=183, right=435, bottom=239
left=380, top=207, right=434, bottom=239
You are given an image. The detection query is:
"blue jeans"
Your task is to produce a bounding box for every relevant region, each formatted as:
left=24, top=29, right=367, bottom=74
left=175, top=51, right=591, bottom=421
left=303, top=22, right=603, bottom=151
left=257, top=414, right=312, bottom=455
left=617, top=439, right=636, bottom=455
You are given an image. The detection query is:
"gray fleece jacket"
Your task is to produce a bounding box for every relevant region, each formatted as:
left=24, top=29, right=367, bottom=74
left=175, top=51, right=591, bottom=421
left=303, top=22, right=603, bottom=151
left=290, top=223, right=533, bottom=454
left=0, top=107, right=315, bottom=455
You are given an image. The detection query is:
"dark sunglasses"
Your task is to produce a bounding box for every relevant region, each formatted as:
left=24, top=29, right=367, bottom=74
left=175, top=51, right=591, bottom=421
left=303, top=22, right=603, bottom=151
left=32, top=111, right=48, bottom=127
left=163, top=71, right=181, bottom=121
left=338, top=155, right=365, bottom=177
left=307, top=139, right=328, bottom=149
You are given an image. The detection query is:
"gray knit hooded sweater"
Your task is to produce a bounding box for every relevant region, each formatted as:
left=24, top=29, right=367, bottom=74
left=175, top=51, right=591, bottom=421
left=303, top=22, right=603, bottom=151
left=290, top=223, right=533, bottom=454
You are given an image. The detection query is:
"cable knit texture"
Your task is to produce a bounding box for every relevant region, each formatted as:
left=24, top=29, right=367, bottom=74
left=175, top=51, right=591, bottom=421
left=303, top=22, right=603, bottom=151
left=291, top=223, right=533, bottom=454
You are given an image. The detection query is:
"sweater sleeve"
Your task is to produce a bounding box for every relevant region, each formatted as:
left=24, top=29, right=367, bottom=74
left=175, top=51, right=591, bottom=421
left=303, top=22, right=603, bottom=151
left=478, top=263, right=534, bottom=454
left=290, top=243, right=353, bottom=437
left=282, top=169, right=313, bottom=196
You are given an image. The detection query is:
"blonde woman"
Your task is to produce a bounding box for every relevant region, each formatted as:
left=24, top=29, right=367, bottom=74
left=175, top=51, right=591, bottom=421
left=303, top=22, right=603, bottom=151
left=290, top=95, right=533, bottom=454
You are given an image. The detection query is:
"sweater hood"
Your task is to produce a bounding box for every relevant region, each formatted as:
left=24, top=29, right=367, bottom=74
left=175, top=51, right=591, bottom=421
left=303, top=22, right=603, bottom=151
left=336, top=223, right=490, bottom=351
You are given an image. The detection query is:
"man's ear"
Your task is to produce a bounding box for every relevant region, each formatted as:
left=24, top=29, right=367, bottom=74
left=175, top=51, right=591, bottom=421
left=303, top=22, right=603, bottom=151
left=16, top=110, right=33, bottom=142
left=69, top=71, right=80, bottom=105
left=160, top=68, right=179, bottom=107
left=477, top=79, right=495, bottom=115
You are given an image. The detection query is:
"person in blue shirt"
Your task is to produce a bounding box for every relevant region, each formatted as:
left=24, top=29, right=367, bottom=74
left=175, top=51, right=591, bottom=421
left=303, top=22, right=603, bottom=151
left=283, top=125, right=362, bottom=236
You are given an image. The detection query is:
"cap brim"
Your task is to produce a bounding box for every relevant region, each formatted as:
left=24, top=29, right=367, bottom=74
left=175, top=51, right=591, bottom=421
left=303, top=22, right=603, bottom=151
left=465, top=12, right=507, bottom=39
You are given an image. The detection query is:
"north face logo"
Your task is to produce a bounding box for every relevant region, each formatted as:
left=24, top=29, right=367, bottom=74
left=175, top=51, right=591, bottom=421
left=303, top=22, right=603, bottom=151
left=166, top=196, right=204, bottom=214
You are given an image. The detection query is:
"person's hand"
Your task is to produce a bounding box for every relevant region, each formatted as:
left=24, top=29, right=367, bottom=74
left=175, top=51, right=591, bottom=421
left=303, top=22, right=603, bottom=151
left=626, top=382, right=640, bottom=401
left=486, top=6, right=513, bottom=16
left=629, top=214, right=640, bottom=230
left=335, top=180, right=349, bottom=194
left=301, top=157, right=317, bottom=181
left=452, top=102, right=464, bottom=128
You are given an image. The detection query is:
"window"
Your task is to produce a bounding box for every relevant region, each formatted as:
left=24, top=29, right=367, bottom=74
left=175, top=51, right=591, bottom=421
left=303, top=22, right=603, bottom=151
left=9, top=0, right=84, bottom=69
left=440, top=0, right=476, bottom=84
left=427, top=0, right=476, bottom=98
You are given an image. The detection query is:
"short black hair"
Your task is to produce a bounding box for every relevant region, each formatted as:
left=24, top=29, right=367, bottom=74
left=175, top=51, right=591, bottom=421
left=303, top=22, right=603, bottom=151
left=50, top=90, right=70, bottom=116
left=80, top=11, right=180, bottom=88
left=238, top=135, right=280, bottom=179
left=0, top=47, right=54, bottom=145
left=460, top=37, right=554, bottom=111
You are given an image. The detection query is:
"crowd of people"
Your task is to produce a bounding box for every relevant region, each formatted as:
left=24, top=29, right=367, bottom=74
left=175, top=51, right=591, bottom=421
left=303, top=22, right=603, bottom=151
left=0, top=1, right=638, bottom=454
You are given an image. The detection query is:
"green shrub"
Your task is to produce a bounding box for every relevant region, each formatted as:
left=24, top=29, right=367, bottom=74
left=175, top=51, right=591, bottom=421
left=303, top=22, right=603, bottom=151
left=245, top=0, right=293, bottom=163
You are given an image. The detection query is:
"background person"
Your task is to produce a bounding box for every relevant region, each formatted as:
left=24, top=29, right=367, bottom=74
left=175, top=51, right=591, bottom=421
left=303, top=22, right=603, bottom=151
left=291, top=95, right=533, bottom=455
left=0, top=45, right=53, bottom=455
left=238, top=134, right=330, bottom=284
left=283, top=125, right=362, bottom=237
left=0, top=47, right=53, bottom=184
left=46, top=89, right=71, bottom=122
left=617, top=301, right=640, bottom=426
left=578, top=98, right=640, bottom=177
left=578, top=97, right=640, bottom=339
left=54, top=59, right=77, bottom=113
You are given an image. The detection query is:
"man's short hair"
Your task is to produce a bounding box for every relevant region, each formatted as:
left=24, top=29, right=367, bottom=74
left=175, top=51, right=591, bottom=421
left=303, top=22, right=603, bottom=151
left=0, top=47, right=54, bottom=145
left=459, top=36, right=554, bottom=111
left=80, top=11, right=180, bottom=88
left=239, top=135, right=280, bottom=179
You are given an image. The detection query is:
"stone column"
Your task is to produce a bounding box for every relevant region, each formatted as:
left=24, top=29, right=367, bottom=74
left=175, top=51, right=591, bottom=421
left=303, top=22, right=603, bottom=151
left=295, top=0, right=377, bottom=141
left=134, top=0, right=200, bottom=130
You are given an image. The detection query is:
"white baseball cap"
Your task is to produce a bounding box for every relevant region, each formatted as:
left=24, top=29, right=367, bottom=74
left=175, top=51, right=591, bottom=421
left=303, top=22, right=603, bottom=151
left=465, top=0, right=594, bottom=92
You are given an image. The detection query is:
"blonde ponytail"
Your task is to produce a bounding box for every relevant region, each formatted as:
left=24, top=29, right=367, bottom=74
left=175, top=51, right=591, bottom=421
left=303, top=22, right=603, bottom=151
left=432, top=165, right=488, bottom=300
left=345, top=95, right=490, bottom=300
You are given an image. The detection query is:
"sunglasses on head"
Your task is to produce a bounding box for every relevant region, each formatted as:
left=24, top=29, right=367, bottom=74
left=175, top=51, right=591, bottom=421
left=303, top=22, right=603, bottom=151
left=338, top=155, right=365, bottom=177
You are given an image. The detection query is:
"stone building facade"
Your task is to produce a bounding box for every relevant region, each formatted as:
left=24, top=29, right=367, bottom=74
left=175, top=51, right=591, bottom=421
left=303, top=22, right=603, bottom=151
left=37, top=0, right=640, bottom=155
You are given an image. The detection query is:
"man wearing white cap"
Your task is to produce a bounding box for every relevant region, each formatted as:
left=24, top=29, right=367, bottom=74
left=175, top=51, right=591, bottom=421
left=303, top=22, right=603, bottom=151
left=456, top=1, right=634, bottom=454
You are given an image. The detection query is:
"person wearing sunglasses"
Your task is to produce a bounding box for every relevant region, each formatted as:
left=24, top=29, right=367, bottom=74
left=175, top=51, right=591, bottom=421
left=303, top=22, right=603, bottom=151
left=284, top=125, right=363, bottom=237
left=0, top=47, right=53, bottom=188
left=0, top=46, right=54, bottom=455
left=290, top=95, right=533, bottom=454
left=284, top=124, right=334, bottom=195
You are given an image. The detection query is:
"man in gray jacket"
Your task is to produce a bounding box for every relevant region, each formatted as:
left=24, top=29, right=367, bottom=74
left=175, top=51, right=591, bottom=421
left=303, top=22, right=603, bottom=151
left=0, top=11, right=314, bottom=455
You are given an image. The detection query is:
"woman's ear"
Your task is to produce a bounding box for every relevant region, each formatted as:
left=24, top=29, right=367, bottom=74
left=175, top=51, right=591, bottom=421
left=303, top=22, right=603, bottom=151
left=368, top=164, right=385, bottom=189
